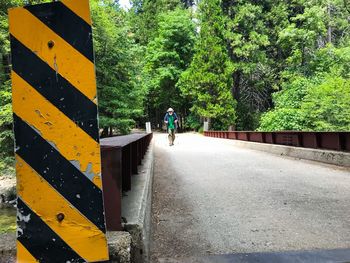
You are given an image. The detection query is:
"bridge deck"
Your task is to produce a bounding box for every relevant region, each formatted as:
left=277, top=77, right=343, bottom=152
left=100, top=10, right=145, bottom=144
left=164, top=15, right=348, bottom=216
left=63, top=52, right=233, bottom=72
left=151, top=133, right=350, bottom=262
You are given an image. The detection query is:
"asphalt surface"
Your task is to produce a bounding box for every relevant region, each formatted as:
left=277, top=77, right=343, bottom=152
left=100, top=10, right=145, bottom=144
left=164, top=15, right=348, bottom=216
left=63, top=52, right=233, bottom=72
left=150, top=133, right=350, bottom=263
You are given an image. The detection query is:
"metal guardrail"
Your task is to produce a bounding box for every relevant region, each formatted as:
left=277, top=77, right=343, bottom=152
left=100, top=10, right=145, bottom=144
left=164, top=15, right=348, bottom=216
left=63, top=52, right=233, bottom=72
left=100, top=133, right=153, bottom=231
left=204, top=131, right=350, bottom=152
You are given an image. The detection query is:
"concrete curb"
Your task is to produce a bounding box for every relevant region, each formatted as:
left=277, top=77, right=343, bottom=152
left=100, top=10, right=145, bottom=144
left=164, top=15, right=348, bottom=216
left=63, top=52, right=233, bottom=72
left=122, top=138, right=154, bottom=263
left=224, top=139, right=350, bottom=167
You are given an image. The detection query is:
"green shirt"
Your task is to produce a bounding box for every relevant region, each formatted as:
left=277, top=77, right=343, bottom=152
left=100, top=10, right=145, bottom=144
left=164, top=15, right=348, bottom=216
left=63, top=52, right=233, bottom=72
left=168, top=115, right=175, bottom=129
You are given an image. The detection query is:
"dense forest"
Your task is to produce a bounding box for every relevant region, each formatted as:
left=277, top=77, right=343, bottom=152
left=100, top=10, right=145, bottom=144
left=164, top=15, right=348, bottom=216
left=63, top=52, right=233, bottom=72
left=0, top=0, right=349, bottom=175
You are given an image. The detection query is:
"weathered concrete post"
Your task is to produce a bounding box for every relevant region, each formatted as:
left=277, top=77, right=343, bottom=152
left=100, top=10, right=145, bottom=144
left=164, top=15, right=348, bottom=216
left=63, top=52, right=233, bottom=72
left=203, top=121, right=209, bottom=131
left=9, top=1, right=109, bottom=262
left=146, top=122, right=152, bottom=133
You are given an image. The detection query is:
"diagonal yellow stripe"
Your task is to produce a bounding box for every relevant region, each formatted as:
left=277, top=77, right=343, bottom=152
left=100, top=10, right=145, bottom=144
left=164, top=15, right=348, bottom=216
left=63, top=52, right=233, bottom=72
left=16, top=155, right=109, bottom=262
left=8, top=8, right=97, bottom=103
left=17, top=240, right=38, bottom=263
left=12, top=71, right=102, bottom=189
left=61, top=0, right=92, bottom=26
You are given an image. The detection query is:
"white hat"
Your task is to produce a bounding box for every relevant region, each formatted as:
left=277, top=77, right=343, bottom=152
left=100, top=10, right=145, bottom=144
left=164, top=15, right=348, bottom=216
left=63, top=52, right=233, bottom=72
left=167, top=108, right=174, bottom=112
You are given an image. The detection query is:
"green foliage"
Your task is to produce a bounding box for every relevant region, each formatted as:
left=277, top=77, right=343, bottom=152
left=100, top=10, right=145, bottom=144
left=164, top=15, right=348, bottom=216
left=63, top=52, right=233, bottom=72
left=0, top=208, right=16, bottom=234
left=1, top=0, right=350, bottom=175
left=0, top=0, right=147, bottom=177
left=0, top=0, right=25, bottom=176
left=258, top=0, right=350, bottom=132
left=142, top=7, right=195, bottom=127
left=183, top=113, right=201, bottom=131
left=258, top=75, right=313, bottom=131
left=198, top=126, right=204, bottom=134
left=128, top=0, right=183, bottom=45
left=179, top=0, right=236, bottom=130
left=223, top=0, right=283, bottom=130
left=259, top=74, right=350, bottom=131
left=0, top=79, right=14, bottom=175
left=302, top=75, right=350, bottom=131
left=91, top=0, right=144, bottom=135
left=259, top=108, right=306, bottom=131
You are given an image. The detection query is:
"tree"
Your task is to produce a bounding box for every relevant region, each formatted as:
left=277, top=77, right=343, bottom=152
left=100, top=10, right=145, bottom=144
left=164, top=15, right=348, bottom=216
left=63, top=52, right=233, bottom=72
left=0, top=0, right=26, bottom=175
left=258, top=76, right=312, bottom=131
left=259, top=0, right=350, bottom=132
left=302, top=75, right=350, bottom=131
left=0, top=0, right=148, bottom=176
left=91, top=0, right=144, bottom=135
left=259, top=45, right=350, bottom=131
left=179, top=0, right=236, bottom=130
left=128, top=0, right=183, bottom=45
left=259, top=74, right=350, bottom=131
left=222, top=0, right=299, bottom=130
left=143, top=7, right=196, bottom=128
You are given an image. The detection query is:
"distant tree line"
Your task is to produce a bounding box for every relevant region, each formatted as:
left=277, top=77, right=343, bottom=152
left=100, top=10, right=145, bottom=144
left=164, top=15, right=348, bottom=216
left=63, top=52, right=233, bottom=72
left=129, top=0, right=350, bottom=131
left=0, top=0, right=349, bottom=175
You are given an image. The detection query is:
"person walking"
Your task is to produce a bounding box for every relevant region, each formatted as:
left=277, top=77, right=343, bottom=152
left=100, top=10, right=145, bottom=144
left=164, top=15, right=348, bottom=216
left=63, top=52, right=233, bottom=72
left=164, top=108, right=178, bottom=146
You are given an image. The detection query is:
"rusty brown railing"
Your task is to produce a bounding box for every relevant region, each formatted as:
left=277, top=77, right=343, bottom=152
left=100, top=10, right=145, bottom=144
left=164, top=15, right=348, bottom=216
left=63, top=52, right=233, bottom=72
left=100, top=133, right=153, bottom=231
left=204, top=131, right=350, bottom=152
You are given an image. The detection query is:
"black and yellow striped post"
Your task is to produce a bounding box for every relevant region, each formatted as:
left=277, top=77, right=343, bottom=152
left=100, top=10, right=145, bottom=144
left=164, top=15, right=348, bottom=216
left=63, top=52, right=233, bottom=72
left=9, top=0, right=109, bottom=262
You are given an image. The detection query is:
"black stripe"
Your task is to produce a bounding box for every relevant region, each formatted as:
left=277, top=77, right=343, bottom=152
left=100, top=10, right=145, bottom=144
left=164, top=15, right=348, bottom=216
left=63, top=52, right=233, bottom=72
left=25, top=1, right=93, bottom=62
left=17, top=198, right=85, bottom=263
left=14, top=114, right=106, bottom=233
left=10, top=36, right=99, bottom=142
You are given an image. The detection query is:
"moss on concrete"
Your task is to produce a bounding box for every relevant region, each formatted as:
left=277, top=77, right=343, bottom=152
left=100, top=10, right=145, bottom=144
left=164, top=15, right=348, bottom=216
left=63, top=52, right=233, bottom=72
left=0, top=208, right=16, bottom=234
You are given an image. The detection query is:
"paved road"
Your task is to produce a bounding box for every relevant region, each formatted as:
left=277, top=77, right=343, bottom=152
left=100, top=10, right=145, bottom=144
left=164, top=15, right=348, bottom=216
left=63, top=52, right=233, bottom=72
left=150, top=133, right=350, bottom=262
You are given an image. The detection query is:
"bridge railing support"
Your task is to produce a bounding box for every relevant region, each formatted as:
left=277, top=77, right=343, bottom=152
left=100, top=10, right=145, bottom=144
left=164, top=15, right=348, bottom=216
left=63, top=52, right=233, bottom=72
left=204, top=131, right=350, bottom=152
left=100, top=133, right=153, bottom=231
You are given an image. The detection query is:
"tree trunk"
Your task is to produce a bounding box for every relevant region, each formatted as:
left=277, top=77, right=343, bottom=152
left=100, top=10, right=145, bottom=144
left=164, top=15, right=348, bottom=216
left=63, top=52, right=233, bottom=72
left=301, top=43, right=306, bottom=67
left=232, top=70, right=241, bottom=101
left=327, top=3, right=332, bottom=44
left=101, top=127, right=109, bottom=138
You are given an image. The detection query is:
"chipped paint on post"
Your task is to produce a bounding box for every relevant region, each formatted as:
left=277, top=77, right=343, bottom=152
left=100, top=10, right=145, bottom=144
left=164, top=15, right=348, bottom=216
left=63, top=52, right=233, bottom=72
left=9, top=0, right=109, bottom=262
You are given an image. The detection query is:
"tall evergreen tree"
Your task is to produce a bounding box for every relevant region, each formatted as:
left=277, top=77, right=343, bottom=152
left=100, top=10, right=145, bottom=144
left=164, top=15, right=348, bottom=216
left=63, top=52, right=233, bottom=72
left=143, top=7, right=196, bottom=128
left=179, top=0, right=236, bottom=130
left=259, top=0, right=350, bottom=131
left=129, top=0, right=183, bottom=45
left=222, top=0, right=290, bottom=130
left=91, top=0, right=144, bottom=135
